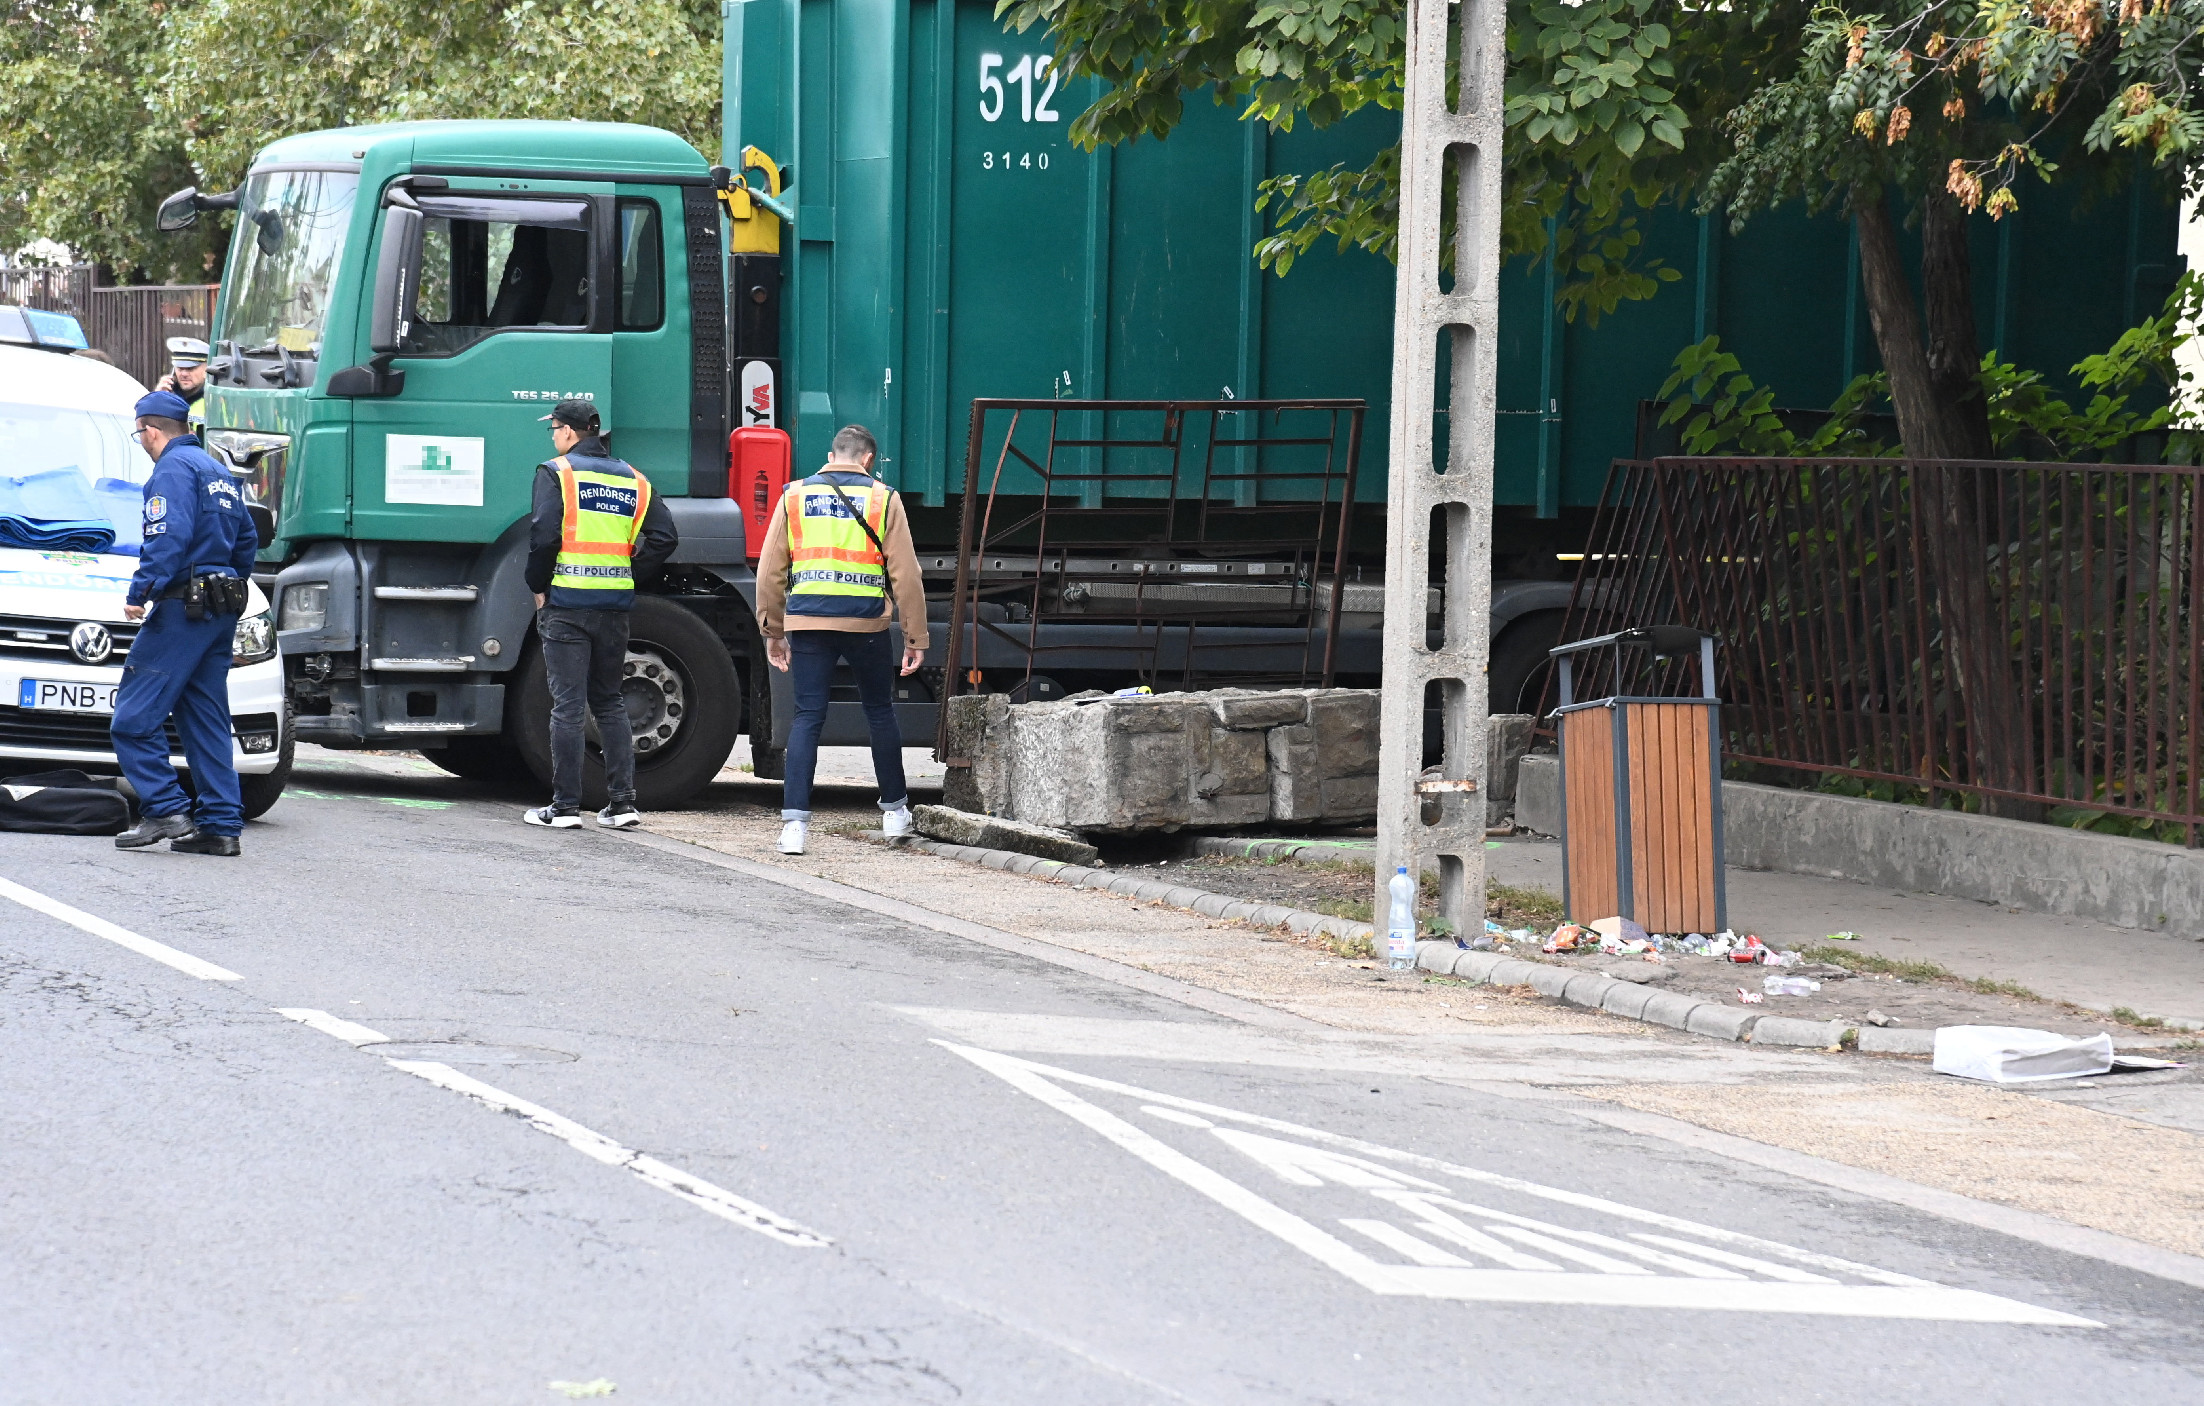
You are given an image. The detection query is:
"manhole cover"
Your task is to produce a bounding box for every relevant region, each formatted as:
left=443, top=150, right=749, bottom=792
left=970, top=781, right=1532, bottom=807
left=371, top=1042, right=577, bottom=1065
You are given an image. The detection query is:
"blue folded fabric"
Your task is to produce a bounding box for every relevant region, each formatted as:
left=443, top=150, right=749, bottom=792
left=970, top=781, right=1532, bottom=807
left=0, top=467, right=120, bottom=553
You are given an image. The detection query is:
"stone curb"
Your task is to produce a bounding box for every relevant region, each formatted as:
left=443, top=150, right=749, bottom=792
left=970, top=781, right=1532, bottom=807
left=869, top=831, right=1987, bottom=1058
left=875, top=833, right=1378, bottom=948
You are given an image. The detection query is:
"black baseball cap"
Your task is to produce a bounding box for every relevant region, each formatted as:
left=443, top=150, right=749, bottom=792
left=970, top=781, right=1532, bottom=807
left=537, top=398, right=602, bottom=432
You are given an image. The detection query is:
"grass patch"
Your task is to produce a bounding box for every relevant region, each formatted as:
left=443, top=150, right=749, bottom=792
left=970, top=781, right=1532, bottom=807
left=1489, top=883, right=1564, bottom=928
left=1966, top=975, right=2043, bottom=1000
left=2112, top=1006, right=2169, bottom=1029
left=1800, top=944, right=1954, bottom=982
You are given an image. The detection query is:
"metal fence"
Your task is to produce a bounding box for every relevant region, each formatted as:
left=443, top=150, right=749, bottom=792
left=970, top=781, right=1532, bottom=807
left=1, top=265, right=215, bottom=388
left=1558, top=457, right=2204, bottom=841
left=936, top=398, right=1365, bottom=747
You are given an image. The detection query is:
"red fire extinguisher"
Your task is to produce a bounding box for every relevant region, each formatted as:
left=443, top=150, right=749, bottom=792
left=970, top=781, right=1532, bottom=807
left=729, top=425, right=791, bottom=562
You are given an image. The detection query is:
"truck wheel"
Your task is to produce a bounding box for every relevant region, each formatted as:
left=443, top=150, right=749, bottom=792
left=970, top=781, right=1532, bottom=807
left=1487, top=609, right=1569, bottom=718
left=511, top=596, right=741, bottom=809
left=424, top=734, right=529, bottom=784
left=238, top=709, right=295, bottom=821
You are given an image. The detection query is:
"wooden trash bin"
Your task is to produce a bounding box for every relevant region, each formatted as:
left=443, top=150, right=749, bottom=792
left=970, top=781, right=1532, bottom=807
left=1549, top=627, right=1726, bottom=934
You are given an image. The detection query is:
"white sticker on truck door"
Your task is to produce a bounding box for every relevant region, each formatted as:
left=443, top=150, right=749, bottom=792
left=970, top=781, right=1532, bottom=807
left=385, top=435, right=485, bottom=507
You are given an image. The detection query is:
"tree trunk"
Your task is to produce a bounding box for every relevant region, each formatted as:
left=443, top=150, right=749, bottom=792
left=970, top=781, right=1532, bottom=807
left=1851, top=186, right=2040, bottom=819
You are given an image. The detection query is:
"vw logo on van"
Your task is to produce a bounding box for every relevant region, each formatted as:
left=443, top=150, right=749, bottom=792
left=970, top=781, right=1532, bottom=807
left=69, top=622, right=113, bottom=665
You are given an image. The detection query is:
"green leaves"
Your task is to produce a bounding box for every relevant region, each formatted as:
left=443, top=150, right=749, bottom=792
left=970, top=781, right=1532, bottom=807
left=0, top=1, right=720, bottom=280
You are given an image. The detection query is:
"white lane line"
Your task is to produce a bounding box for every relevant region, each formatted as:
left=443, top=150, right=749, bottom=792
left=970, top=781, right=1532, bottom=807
left=273, top=1008, right=390, bottom=1045
left=0, top=875, right=241, bottom=981
left=1341, top=1219, right=1472, bottom=1267
left=1629, top=1233, right=1837, bottom=1284
left=384, top=1059, right=831, bottom=1249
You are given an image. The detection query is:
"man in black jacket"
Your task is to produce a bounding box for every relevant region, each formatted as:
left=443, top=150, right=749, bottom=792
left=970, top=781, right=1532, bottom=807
left=521, top=400, right=678, bottom=828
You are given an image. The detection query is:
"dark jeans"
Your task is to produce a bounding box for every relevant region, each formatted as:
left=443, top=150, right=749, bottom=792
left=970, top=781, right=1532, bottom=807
left=112, top=599, right=243, bottom=836
left=782, top=629, right=907, bottom=820
left=539, top=606, right=634, bottom=811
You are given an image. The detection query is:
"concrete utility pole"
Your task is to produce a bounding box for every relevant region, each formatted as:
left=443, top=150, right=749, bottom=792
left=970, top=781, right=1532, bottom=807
left=1374, top=0, right=1503, bottom=940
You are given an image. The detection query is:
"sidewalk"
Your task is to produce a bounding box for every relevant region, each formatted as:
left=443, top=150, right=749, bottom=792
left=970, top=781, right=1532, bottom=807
left=1196, top=834, right=2204, bottom=1029
left=1488, top=836, right=2204, bottom=1030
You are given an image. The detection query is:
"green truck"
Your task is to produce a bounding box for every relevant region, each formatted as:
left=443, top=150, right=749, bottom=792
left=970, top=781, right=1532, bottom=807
left=158, top=0, right=2177, bottom=807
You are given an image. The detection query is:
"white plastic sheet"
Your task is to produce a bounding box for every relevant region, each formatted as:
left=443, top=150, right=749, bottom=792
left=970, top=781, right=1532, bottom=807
left=1932, top=1025, right=2114, bottom=1084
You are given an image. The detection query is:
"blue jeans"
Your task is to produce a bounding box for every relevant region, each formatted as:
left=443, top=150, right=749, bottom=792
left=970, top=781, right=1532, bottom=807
left=781, top=629, right=907, bottom=820
left=112, top=599, right=243, bottom=836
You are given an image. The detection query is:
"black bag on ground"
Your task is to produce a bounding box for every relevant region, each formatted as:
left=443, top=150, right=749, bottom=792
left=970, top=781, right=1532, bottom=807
left=0, top=774, right=132, bottom=834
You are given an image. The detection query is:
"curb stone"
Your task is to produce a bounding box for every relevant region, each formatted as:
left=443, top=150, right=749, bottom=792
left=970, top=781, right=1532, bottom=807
left=866, top=832, right=1990, bottom=1059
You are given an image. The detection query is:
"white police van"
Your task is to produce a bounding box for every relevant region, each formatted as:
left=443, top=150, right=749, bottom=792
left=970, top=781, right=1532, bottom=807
left=0, top=341, right=290, bottom=817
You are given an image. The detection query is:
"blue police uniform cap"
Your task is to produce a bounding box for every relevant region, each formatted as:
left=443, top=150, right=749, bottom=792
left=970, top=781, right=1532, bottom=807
left=134, top=390, right=193, bottom=422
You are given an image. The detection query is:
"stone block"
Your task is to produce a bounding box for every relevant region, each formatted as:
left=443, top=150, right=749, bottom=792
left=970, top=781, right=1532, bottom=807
left=1414, top=942, right=1461, bottom=975
left=1524, top=964, right=1574, bottom=999
left=1598, top=981, right=1657, bottom=1021
left=1266, top=723, right=1323, bottom=822
left=1206, top=689, right=1309, bottom=730
left=1750, top=1017, right=1851, bottom=1048
left=1487, top=713, right=1533, bottom=826
left=1189, top=724, right=1272, bottom=827
left=1307, top=690, right=1381, bottom=778
left=1685, top=1004, right=1759, bottom=1041
left=911, top=804, right=1099, bottom=866
left=1636, top=990, right=1707, bottom=1031
left=1006, top=695, right=1204, bottom=831
left=1857, top=1025, right=1935, bottom=1056
left=1453, top=951, right=1507, bottom=983
left=1482, top=958, right=1543, bottom=988
left=940, top=693, right=1012, bottom=814
left=1562, top=973, right=1617, bottom=1010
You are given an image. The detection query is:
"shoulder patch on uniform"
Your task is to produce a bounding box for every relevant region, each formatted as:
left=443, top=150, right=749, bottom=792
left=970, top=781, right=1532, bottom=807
left=144, top=496, right=166, bottom=521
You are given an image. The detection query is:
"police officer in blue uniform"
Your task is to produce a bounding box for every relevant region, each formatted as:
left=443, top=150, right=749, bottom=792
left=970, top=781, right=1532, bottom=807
left=111, top=391, right=258, bottom=856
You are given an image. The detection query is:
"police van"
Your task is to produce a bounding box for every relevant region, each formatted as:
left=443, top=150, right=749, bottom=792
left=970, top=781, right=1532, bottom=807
left=0, top=341, right=290, bottom=816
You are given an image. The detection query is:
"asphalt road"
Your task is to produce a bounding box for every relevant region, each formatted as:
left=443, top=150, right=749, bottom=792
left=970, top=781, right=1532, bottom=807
left=3, top=759, right=2201, bottom=1404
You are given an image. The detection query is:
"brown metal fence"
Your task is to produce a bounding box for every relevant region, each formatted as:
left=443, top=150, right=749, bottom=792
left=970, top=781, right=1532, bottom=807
left=1, top=265, right=215, bottom=388
left=1558, top=457, right=2204, bottom=842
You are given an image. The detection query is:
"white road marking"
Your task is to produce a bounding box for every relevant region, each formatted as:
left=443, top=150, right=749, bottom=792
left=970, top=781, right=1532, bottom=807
left=1628, top=1233, right=1837, bottom=1284
left=0, top=875, right=241, bottom=981
left=274, top=1008, right=390, bottom=1044
left=943, top=1043, right=2100, bottom=1325
left=1341, top=1219, right=1473, bottom=1266
left=384, top=1059, right=831, bottom=1249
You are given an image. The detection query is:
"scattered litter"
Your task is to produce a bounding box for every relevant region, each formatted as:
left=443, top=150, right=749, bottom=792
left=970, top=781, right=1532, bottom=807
left=1825, top=931, right=1864, bottom=941
left=1762, top=974, right=1821, bottom=996
left=1728, top=935, right=1768, bottom=964
left=1112, top=685, right=1154, bottom=697
left=1864, top=1009, right=1899, bottom=1027
left=1933, top=1026, right=2114, bottom=1084
left=2111, top=1054, right=2187, bottom=1073
left=551, top=1382, right=617, bottom=1400
left=1760, top=949, right=1802, bottom=969
left=1543, top=924, right=1592, bottom=953
left=1589, top=916, right=1651, bottom=948
left=1736, top=988, right=1764, bottom=1004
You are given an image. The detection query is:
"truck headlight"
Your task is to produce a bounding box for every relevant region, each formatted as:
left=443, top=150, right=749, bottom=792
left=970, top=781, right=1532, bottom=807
left=280, top=581, right=328, bottom=631
left=233, top=608, right=276, bottom=665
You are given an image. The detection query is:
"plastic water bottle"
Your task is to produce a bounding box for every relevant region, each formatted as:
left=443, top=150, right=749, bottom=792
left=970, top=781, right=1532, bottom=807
left=1386, top=865, right=1417, bottom=971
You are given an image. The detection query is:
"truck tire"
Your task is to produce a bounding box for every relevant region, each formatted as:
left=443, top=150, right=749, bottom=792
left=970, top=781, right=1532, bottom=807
left=1487, top=609, right=1569, bottom=718
left=238, top=708, right=295, bottom=821
left=511, top=596, right=741, bottom=809
left=424, top=734, right=530, bottom=784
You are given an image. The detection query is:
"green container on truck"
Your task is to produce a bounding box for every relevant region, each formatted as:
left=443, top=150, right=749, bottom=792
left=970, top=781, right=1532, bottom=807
left=158, top=0, right=2177, bottom=806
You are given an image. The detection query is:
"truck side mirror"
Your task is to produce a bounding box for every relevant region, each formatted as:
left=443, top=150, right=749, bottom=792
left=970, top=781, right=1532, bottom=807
left=156, top=188, right=200, bottom=232
left=368, top=206, right=423, bottom=355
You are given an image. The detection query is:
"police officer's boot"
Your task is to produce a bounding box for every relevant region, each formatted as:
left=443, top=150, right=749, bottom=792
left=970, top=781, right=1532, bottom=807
left=115, top=813, right=196, bottom=850
left=171, top=831, right=241, bottom=857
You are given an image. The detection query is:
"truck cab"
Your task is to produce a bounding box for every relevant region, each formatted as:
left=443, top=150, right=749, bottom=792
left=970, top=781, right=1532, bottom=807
left=180, top=122, right=755, bottom=805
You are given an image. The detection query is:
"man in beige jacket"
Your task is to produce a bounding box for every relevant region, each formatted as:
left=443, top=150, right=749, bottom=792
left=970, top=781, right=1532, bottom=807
left=755, top=424, right=929, bottom=854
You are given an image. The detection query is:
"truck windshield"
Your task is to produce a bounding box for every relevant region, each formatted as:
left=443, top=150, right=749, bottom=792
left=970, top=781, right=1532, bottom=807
left=0, top=402, right=156, bottom=553
left=214, top=168, right=361, bottom=362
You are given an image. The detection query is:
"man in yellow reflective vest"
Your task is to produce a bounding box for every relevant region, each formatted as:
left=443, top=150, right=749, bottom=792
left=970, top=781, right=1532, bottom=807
left=755, top=424, right=927, bottom=854
left=521, top=400, right=677, bottom=829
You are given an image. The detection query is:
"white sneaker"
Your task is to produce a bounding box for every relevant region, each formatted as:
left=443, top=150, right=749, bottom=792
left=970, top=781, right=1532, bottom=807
left=778, top=820, right=807, bottom=854
left=882, top=806, right=915, bottom=838
left=523, top=805, right=582, bottom=828
left=596, top=803, right=641, bottom=829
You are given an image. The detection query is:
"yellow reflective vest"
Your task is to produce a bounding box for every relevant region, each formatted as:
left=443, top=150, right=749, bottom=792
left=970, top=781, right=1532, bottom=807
left=785, top=472, right=890, bottom=618
left=548, top=454, right=652, bottom=607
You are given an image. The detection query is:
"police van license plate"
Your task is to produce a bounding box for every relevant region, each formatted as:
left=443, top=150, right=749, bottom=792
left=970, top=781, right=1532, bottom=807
left=17, top=679, right=119, bottom=714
